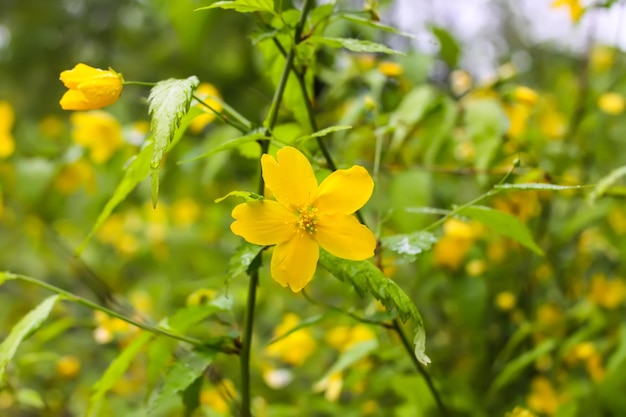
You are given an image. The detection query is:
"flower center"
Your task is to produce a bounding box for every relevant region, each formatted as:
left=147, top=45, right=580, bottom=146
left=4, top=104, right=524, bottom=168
left=296, top=205, right=318, bottom=235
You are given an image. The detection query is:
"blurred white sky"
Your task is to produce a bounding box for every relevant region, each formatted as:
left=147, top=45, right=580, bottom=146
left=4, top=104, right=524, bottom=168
left=390, top=0, right=626, bottom=78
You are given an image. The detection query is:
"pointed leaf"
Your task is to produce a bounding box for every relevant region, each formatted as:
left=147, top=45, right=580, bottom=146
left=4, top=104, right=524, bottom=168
left=0, top=295, right=59, bottom=378
left=87, top=331, right=153, bottom=417
left=148, top=349, right=216, bottom=414
left=338, top=14, right=414, bottom=37
left=179, top=130, right=265, bottom=164
left=459, top=205, right=544, bottom=255
left=319, top=250, right=430, bottom=365
left=148, top=76, right=200, bottom=206
left=214, top=191, right=263, bottom=203
left=381, top=231, right=438, bottom=264
left=227, top=242, right=264, bottom=279
left=317, top=339, right=378, bottom=384
left=195, top=0, right=275, bottom=14
left=295, top=125, right=352, bottom=145
left=587, top=165, right=626, bottom=204
left=307, top=36, right=404, bottom=55
left=75, top=108, right=201, bottom=255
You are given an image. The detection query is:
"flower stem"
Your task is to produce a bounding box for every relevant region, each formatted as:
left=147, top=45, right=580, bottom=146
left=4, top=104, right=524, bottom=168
left=392, top=319, right=448, bottom=416
left=193, top=94, right=250, bottom=133
left=122, top=80, right=157, bottom=87
left=5, top=272, right=234, bottom=352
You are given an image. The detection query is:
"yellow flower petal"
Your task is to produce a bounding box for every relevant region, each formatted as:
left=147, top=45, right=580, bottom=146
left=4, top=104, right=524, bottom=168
left=231, top=200, right=295, bottom=245
left=60, top=90, right=93, bottom=111
left=261, top=147, right=318, bottom=207
left=0, top=134, right=15, bottom=158
left=316, top=213, right=376, bottom=260
left=271, top=234, right=319, bottom=292
left=59, top=63, right=122, bottom=110
left=316, top=166, right=374, bottom=214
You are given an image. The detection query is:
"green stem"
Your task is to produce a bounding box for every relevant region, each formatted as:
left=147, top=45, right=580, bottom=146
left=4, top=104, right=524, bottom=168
left=7, top=272, right=233, bottom=352
left=240, top=269, right=259, bottom=417
left=122, top=80, right=156, bottom=87
left=193, top=95, right=250, bottom=133
left=392, top=319, right=448, bottom=416
left=301, top=290, right=392, bottom=328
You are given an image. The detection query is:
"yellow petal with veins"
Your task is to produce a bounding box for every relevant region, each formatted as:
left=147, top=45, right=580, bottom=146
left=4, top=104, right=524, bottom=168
left=271, top=234, right=319, bottom=292
left=231, top=200, right=295, bottom=245
left=316, top=213, right=376, bottom=260
left=262, top=147, right=318, bottom=208
left=316, top=166, right=374, bottom=214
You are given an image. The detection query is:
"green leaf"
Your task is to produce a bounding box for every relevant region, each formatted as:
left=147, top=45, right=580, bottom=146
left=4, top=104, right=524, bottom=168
left=165, top=303, right=230, bottom=333
left=307, top=36, right=403, bottom=55
left=195, top=0, right=275, bottom=14
left=429, top=25, right=460, bottom=68
left=0, top=295, right=59, bottom=379
left=495, top=183, right=591, bottom=192
left=381, top=231, right=438, bottom=264
left=317, top=339, right=378, bottom=383
left=319, top=250, right=430, bottom=365
left=295, top=125, right=352, bottom=145
left=148, top=349, right=216, bottom=414
left=587, top=165, right=626, bottom=204
left=459, top=205, right=544, bottom=255
left=179, top=130, right=265, bottom=163
left=267, top=314, right=324, bottom=345
left=487, top=339, right=557, bottom=398
left=464, top=99, right=508, bottom=184
left=148, top=76, right=200, bottom=206
left=227, top=242, right=264, bottom=279
left=389, top=86, right=438, bottom=153
left=214, top=191, right=263, bottom=203
left=338, top=14, right=414, bottom=37
left=182, top=376, right=204, bottom=416
left=75, top=109, right=201, bottom=256
left=87, top=331, right=153, bottom=417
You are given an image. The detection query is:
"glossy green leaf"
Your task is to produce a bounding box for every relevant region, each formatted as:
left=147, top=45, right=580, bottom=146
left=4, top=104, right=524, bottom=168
left=459, top=205, right=544, bottom=255
left=214, top=191, right=263, bottom=203
left=319, top=250, right=430, bottom=365
left=0, top=295, right=59, bottom=378
left=227, top=242, right=264, bottom=279
left=148, top=76, right=200, bottom=206
left=587, top=165, right=626, bottom=204
left=195, top=0, right=274, bottom=14
left=87, top=331, right=153, bottom=417
left=307, top=36, right=403, bottom=55
left=75, top=108, right=201, bottom=256
left=148, top=349, right=216, bottom=414
left=381, top=231, right=437, bottom=264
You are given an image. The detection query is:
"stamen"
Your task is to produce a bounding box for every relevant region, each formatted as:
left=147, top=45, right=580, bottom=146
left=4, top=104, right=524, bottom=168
left=296, top=205, right=318, bottom=235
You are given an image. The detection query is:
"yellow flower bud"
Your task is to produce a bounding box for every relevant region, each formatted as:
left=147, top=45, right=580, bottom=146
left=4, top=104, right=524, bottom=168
left=59, top=63, right=123, bottom=110
left=514, top=86, right=538, bottom=107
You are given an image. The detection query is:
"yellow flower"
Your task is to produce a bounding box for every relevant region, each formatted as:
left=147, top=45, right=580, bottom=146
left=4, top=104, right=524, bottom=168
left=377, top=61, right=403, bottom=77
left=190, top=83, right=222, bottom=133
left=59, top=63, right=123, bottom=110
left=54, top=159, right=97, bottom=194
left=588, top=274, right=626, bottom=309
left=598, top=92, right=625, bottom=115
left=70, top=111, right=123, bottom=163
left=495, top=291, right=517, bottom=311
left=326, top=324, right=376, bottom=352
left=171, top=197, right=201, bottom=226
left=0, top=101, right=15, bottom=158
left=434, top=218, right=480, bottom=270
left=200, top=379, right=236, bottom=414
left=265, top=313, right=317, bottom=366
left=526, top=376, right=561, bottom=415
left=551, top=0, right=584, bottom=22
left=56, top=355, right=81, bottom=379
left=506, top=406, right=537, bottom=417
left=230, top=146, right=376, bottom=292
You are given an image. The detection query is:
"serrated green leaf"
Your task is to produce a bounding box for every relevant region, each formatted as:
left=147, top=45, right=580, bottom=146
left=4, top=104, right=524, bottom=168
left=338, top=14, right=414, bottom=37
left=148, top=76, right=200, bottom=207
left=587, top=165, right=626, bottom=204
left=307, top=36, right=404, bottom=55
left=214, top=191, right=263, bottom=203
left=179, top=130, right=265, bottom=164
left=227, top=242, right=264, bottom=278
left=75, top=109, right=201, bottom=256
left=317, top=339, right=378, bottom=384
left=195, top=0, right=275, bottom=14
left=381, top=231, right=437, bottom=264
left=459, top=205, right=544, bottom=255
left=0, top=295, right=59, bottom=379
left=87, top=331, right=153, bottom=417
left=319, top=250, right=430, bottom=365
left=488, top=339, right=556, bottom=398
left=295, top=125, right=352, bottom=145
left=495, top=183, right=591, bottom=192
left=148, top=349, right=215, bottom=414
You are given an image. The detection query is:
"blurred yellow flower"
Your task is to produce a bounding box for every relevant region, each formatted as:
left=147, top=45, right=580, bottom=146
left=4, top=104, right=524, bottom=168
left=59, top=63, right=123, bottom=110
left=92, top=310, right=133, bottom=344
left=326, top=324, right=376, bottom=352
left=450, top=70, right=473, bottom=96
left=0, top=101, right=15, bottom=158
left=514, top=86, right=539, bottom=106
left=551, top=0, right=584, bottom=22
left=56, top=355, right=81, bottom=379
left=526, top=376, right=560, bottom=415
left=201, top=379, right=236, bottom=414
left=190, top=83, right=222, bottom=133
left=597, top=92, right=625, bottom=115
left=591, top=45, right=615, bottom=72
left=97, top=213, right=140, bottom=257
left=588, top=274, right=626, bottom=309
left=186, top=288, right=218, bottom=306
left=506, top=406, right=537, bottom=417
left=70, top=111, right=123, bottom=163
left=378, top=61, right=403, bottom=77
left=264, top=313, right=317, bottom=366
left=466, top=259, right=486, bottom=276
left=314, top=371, right=343, bottom=402
left=538, top=103, right=567, bottom=140
left=54, top=159, right=97, bottom=194
left=171, top=197, right=201, bottom=226
left=495, top=291, right=517, bottom=311
left=230, top=146, right=376, bottom=292
left=434, top=218, right=481, bottom=270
